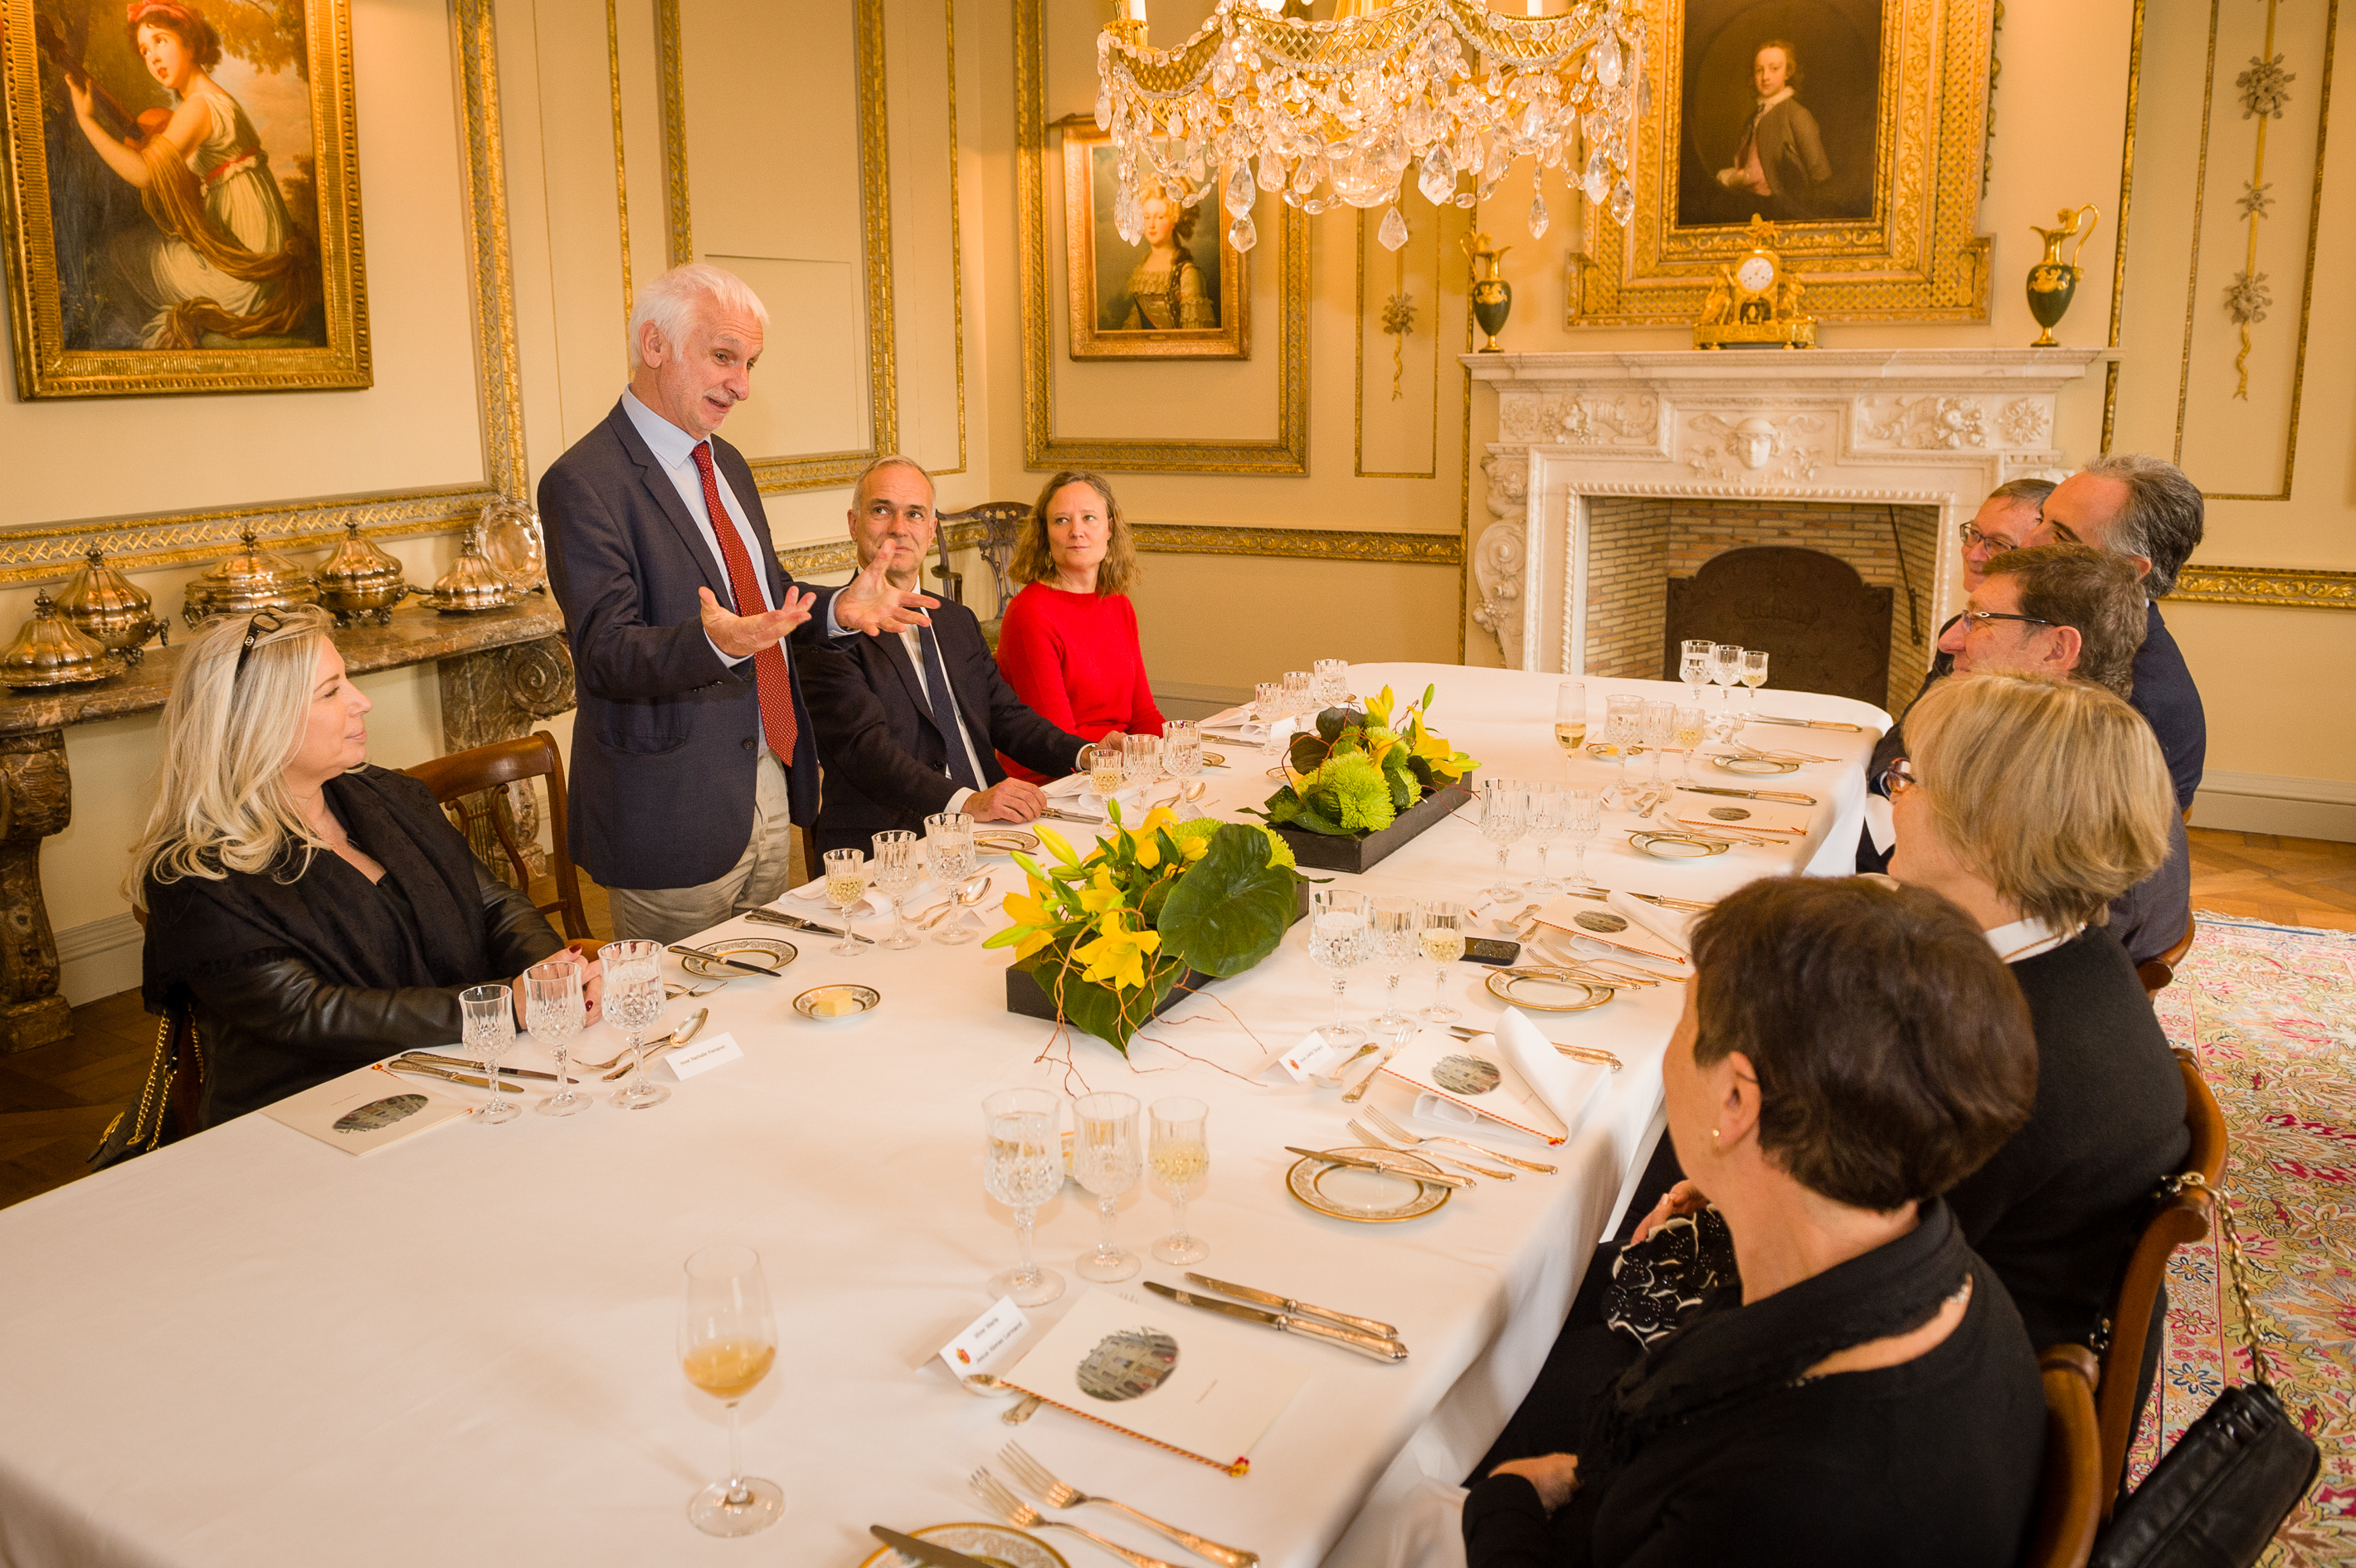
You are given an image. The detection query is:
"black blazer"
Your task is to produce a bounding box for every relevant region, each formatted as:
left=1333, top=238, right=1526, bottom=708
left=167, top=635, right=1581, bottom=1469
left=2135, top=601, right=2206, bottom=813
left=539, top=400, right=836, bottom=892
left=795, top=599, right=1087, bottom=858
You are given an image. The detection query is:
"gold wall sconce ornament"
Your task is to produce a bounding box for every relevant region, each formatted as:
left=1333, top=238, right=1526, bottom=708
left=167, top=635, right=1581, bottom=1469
left=2, top=592, right=124, bottom=691
left=2025, top=204, right=2099, bottom=348
left=1692, top=216, right=1814, bottom=350
left=313, top=521, right=414, bottom=627
left=1466, top=234, right=1514, bottom=353
left=183, top=528, right=322, bottom=627
left=55, top=547, right=163, bottom=664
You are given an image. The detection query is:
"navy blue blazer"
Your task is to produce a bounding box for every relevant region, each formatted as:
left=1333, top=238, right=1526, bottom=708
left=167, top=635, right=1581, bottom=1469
left=539, top=399, right=835, bottom=892
left=2134, top=601, right=2206, bottom=813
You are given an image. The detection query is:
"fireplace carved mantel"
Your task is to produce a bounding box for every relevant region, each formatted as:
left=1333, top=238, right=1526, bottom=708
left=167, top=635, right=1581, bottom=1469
left=1463, top=348, right=2113, bottom=674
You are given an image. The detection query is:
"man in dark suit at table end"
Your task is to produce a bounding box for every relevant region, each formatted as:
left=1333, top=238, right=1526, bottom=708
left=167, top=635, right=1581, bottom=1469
left=796, top=457, right=1089, bottom=859
left=538, top=263, right=936, bottom=945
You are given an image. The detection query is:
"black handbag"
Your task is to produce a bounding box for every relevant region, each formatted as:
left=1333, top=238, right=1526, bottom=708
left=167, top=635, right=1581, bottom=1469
left=86, top=1006, right=200, bottom=1171
left=2091, top=1172, right=2320, bottom=1568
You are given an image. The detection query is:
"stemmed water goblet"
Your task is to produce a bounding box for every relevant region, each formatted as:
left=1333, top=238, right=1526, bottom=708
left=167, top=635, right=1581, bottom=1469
left=1307, top=888, right=1370, bottom=1046
left=1554, top=682, right=1587, bottom=773
left=1525, top=782, right=1566, bottom=892
left=1710, top=643, right=1745, bottom=709
left=1478, top=778, right=1527, bottom=900
left=1369, top=895, right=1424, bottom=1025
left=461, top=984, right=518, bottom=1124
left=1673, top=705, right=1706, bottom=786
left=602, top=938, right=669, bottom=1109
left=923, top=813, right=978, bottom=945
left=1560, top=786, right=1604, bottom=889
left=1122, top=731, right=1160, bottom=791
left=1741, top=648, right=1770, bottom=709
left=1147, top=1097, right=1210, bottom=1266
left=981, top=1088, right=1064, bottom=1306
left=678, top=1245, right=786, bottom=1536
left=820, top=848, right=869, bottom=958
left=1604, top=695, right=1643, bottom=801
left=1073, top=1092, right=1141, bottom=1283
left=1282, top=670, right=1314, bottom=724
left=870, top=830, right=922, bottom=951
left=1161, top=719, right=1202, bottom=782
left=1253, top=682, right=1287, bottom=765
left=1312, top=658, right=1349, bottom=708
left=1680, top=639, right=1713, bottom=708
left=1641, top=699, right=1677, bottom=786
left=525, top=959, right=589, bottom=1117
left=1418, top=901, right=1467, bottom=1022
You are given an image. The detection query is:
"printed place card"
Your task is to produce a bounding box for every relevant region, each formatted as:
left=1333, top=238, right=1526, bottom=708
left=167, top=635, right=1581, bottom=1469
left=937, top=1295, right=1032, bottom=1378
left=656, top=1030, right=742, bottom=1083
left=1279, top=1030, right=1354, bottom=1083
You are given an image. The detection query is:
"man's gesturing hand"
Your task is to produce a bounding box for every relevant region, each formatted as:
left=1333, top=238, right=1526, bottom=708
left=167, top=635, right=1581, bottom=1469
left=700, top=584, right=814, bottom=658
left=963, top=778, right=1046, bottom=823
left=835, top=550, right=939, bottom=636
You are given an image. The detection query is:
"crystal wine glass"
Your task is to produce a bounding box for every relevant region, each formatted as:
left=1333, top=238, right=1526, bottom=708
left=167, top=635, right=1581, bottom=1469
left=1525, top=782, right=1567, bottom=892
left=678, top=1244, right=786, bottom=1536
left=1741, top=648, right=1770, bottom=709
left=923, top=813, right=978, bottom=944
left=1673, top=705, right=1706, bottom=786
left=1680, top=639, right=1713, bottom=707
left=1254, top=682, right=1287, bottom=764
left=1369, top=895, right=1424, bottom=1025
left=1072, top=1091, right=1141, bottom=1283
left=1478, top=777, right=1527, bottom=901
left=1122, top=730, right=1160, bottom=791
left=870, top=830, right=921, bottom=951
left=820, top=848, right=868, bottom=958
left=1282, top=670, right=1314, bottom=723
left=1161, top=719, right=1202, bottom=781
left=1641, top=699, right=1676, bottom=786
left=1307, top=888, right=1370, bottom=1046
left=981, top=1088, right=1064, bottom=1306
left=461, top=984, right=518, bottom=1124
left=1710, top=643, right=1745, bottom=709
left=525, top=959, right=588, bottom=1118
left=1604, top=695, right=1643, bottom=799
left=1312, top=658, right=1349, bottom=707
left=601, top=938, right=669, bottom=1110
left=1419, top=900, right=1467, bottom=1022
left=1084, top=739, right=1127, bottom=797
left=1148, top=1097, right=1210, bottom=1266
left=1560, top=786, right=1604, bottom=889
left=1554, top=681, right=1587, bottom=773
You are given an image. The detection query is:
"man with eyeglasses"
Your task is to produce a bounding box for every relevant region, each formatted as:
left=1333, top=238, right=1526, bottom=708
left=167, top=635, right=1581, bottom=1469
left=2025, top=454, right=2207, bottom=813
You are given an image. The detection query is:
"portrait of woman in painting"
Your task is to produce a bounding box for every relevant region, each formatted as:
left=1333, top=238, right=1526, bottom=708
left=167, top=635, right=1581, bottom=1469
left=1676, top=0, right=1881, bottom=227
left=1111, top=188, right=1214, bottom=332
left=1061, top=125, right=1245, bottom=359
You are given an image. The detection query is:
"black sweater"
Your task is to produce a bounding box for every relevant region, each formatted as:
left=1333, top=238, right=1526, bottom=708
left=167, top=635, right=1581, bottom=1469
left=1947, top=927, right=2189, bottom=1350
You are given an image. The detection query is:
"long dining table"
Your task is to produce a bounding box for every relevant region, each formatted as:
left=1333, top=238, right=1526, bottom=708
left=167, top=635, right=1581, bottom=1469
left=0, top=663, right=1886, bottom=1568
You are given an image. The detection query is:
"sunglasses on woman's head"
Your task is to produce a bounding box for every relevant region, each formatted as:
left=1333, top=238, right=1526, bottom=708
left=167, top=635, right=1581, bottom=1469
left=233, top=610, right=287, bottom=681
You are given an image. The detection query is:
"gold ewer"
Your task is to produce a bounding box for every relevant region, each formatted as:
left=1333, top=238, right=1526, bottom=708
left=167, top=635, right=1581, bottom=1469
left=2025, top=204, right=2099, bottom=348
left=1464, top=233, right=1514, bottom=353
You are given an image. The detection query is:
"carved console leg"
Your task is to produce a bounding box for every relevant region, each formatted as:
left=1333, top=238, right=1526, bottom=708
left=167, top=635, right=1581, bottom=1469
left=436, top=634, right=578, bottom=888
left=0, top=730, right=75, bottom=1053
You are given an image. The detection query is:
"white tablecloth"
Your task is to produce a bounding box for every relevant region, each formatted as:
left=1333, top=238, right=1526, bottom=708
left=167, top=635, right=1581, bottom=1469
left=0, top=664, right=1885, bottom=1568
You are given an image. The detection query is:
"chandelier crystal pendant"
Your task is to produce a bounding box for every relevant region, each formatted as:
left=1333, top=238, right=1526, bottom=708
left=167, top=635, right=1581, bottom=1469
left=1094, top=0, right=1644, bottom=256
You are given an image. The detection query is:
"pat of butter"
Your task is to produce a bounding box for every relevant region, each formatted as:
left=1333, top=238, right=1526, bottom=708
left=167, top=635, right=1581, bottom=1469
left=810, top=995, right=863, bottom=1016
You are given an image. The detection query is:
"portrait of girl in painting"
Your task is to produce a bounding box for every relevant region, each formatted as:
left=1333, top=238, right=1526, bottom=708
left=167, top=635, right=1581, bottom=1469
left=1111, top=189, right=1214, bottom=332
left=33, top=0, right=324, bottom=350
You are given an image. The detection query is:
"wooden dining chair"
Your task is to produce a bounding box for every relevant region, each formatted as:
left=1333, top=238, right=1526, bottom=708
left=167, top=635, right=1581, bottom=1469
left=2024, top=1344, right=2103, bottom=1568
left=2093, top=1049, right=2229, bottom=1518
left=405, top=730, right=591, bottom=942
left=2138, top=913, right=2197, bottom=995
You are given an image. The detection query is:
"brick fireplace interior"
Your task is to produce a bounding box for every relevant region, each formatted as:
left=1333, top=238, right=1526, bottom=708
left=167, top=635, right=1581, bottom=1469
left=1581, top=499, right=1942, bottom=713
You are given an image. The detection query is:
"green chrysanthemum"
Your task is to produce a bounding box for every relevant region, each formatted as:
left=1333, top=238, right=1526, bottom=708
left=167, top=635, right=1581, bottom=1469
left=1318, top=752, right=1398, bottom=834
left=1167, top=816, right=1297, bottom=869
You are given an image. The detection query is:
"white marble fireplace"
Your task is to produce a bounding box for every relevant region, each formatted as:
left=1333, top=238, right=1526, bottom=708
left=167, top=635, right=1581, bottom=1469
left=1463, top=349, right=2111, bottom=687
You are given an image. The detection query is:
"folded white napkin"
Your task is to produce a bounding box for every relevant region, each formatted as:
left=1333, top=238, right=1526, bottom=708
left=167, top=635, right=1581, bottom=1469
left=1040, top=782, right=1149, bottom=823
left=1201, top=705, right=1299, bottom=745
left=1416, top=1007, right=1609, bottom=1140
left=1607, top=890, right=1694, bottom=955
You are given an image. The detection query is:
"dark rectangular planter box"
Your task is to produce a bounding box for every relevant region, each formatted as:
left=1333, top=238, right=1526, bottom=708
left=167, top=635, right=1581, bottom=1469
left=1268, top=771, right=1479, bottom=874
left=1005, top=884, right=1309, bottom=1030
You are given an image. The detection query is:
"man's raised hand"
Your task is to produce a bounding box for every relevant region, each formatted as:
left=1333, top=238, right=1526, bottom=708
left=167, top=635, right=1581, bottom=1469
left=835, top=550, right=939, bottom=636
left=699, top=584, right=815, bottom=658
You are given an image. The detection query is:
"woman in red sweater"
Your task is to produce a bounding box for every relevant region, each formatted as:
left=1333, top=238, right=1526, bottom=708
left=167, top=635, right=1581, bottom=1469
left=994, top=470, right=1166, bottom=782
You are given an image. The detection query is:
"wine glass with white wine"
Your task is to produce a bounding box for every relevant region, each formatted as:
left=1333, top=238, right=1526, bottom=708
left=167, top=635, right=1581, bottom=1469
left=1741, top=648, right=1770, bottom=709
left=1554, top=681, right=1587, bottom=777
left=1419, top=901, right=1468, bottom=1022
left=1148, top=1097, right=1210, bottom=1266
left=678, top=1245, right=785, bottom=1537
left=820, top=848, right=869, bottom=959
left=1673, top=705, right=1706, bottom=785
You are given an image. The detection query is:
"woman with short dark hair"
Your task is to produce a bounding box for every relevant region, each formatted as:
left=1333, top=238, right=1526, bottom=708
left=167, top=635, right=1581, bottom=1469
left=1463, top=876, right=2044, bottom=1567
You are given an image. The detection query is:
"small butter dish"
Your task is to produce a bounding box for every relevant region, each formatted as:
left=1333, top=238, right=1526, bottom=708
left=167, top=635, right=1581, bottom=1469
left=793, top=983, right=881, bottom=1021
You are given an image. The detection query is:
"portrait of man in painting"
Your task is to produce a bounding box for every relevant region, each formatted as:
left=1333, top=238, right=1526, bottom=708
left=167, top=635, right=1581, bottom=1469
left=1061, top=125, right=1246, bottom=360
left=1675, top=0, right=1882, bottom=227
left=2, top=0, right=366, bottom=397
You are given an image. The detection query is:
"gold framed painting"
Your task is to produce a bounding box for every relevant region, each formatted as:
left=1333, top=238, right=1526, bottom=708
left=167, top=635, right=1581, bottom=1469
left=1, top=0, right=368, bottom=398
left=1062, top=120, right=1246, bottom=360
left=1568, top=0, right=1993, bottom=325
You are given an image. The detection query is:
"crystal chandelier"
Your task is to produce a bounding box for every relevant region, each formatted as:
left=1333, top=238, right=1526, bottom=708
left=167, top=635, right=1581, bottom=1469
left=1094, top=0, right=1644, bottom=256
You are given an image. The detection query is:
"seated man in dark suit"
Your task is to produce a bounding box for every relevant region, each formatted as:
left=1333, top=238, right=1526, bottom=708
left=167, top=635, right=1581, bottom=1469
left=796, top=457, right=1089, bottom=859
left=2028, top=453, right=2208, bottom=813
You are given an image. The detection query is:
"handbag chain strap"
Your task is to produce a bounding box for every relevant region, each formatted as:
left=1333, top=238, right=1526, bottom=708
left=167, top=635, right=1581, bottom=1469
left=2173, top=1171, right=2276, bottom=1391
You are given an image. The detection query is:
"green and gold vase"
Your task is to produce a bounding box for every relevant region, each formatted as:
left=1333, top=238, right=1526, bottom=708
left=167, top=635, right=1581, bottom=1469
left=2026, top=204, right=2099, bottom=348
left=1464, top=232, right=1514, bottom=353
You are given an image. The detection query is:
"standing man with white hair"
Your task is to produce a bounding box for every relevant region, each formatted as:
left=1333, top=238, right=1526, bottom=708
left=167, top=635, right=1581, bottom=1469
left=538, top=262, right=936, bottom=945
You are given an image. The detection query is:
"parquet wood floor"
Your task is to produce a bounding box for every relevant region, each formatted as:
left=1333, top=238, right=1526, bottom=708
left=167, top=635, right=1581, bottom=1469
left=5, top=832, right=2350, bottom=1212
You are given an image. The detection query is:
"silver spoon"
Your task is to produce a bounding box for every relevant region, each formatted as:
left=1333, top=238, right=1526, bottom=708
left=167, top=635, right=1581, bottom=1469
left=1149, top=779, right=1209, bottom=811
left=918, top=874, right=995, bottom=930
left=580, top=1006, right=706, bottom=1072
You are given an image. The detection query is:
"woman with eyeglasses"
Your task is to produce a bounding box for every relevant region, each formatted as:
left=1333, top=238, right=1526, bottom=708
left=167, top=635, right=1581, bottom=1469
left=131, top=607, right=599, bottom=1127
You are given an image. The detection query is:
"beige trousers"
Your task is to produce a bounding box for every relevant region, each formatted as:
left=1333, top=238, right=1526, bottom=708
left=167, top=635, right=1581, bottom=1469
left=607, top=752, right=801, bottom=946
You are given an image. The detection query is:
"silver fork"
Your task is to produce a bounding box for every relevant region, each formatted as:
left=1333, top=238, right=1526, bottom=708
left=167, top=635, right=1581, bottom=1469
left=998, top=1444, right=1259, bottom=1568
left=969, top=1468, right=1182, bottom=1568
left=1362, top=1103, right=1560, bottom=1174
left=1349, top=1118, right=1512, bottom=1181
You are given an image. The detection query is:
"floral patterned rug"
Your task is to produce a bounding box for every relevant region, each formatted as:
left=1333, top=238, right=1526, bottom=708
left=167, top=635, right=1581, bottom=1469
left=2130, top=913, right=2356, bottom=1566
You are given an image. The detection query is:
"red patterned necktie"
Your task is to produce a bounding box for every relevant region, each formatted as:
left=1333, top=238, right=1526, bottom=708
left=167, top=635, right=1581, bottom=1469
left=690, top=441, right=798, bottom=763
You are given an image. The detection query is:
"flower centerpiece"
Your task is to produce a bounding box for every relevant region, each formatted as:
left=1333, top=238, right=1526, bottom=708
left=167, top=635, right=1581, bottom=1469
left=1255, top=686, right=1478, bottom=868
left=989, top=807, right=1308, bottom=1054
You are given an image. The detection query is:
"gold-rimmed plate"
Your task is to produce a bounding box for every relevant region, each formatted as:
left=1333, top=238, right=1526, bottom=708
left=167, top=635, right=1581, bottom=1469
left=974, top=830, right=1040, bottom=855
left=857, top=1522, right=1069, bottom=1568
left=1286, top=1146, right=1453, bottom=1222
left=677, top=937, right=796, bottom=976
left=1630, top=831, right=1732, bottom=860
left=794, top=983, right=880, bottom=1021
left=1715, top=754, right=1800, bottom=776
left=1484, top=971, right=1616, bottom=1012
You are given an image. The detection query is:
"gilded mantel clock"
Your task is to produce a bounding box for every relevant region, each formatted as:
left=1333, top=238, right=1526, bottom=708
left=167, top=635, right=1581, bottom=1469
left=1694, top=217, right=1817, bottom=351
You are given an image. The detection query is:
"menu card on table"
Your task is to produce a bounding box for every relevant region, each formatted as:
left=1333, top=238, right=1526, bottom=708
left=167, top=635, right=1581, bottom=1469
left=1532, top=894, right=1690, bottom=967
left=263, top=1063, right=474, bottom=1157
left=997, top=1287, right=1309, bottom=1475
left=1663, top=791, right=1813, bottom=836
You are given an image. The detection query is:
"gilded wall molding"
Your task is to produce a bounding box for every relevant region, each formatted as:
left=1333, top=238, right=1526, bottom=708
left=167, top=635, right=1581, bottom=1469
left=2100, top=0, right=2146, bottom=452
left=1013, top=0, right=1309, bottom=475
left=1132, top=525, right=1461, bottom=564
left=655, top=0, right=689, bottom=264
left=939, top=0, right=968, bottom=475
left=2168, top=565, right=2356, bottom=610
left=606, top=0, right=633, bottom=329
left=0, top=0, right=527, bottom=587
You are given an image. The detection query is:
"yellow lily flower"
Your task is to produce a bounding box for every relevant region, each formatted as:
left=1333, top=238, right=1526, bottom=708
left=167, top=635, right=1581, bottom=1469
left=1073, top=919, right=1162, bottom=991
left=1036, top=824, right=1077, bottom=866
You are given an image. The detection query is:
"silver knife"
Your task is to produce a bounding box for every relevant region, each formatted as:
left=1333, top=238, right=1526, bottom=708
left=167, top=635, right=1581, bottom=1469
left=1142, top=1280, right=1408, bottom=1361
left=1182, top=1273, right=1399, bottom=1338
left=384, top=1059, right=507, bottom=1092
left=742, top=909, right=876, bottom=945
left=397, top=1052, right=557, bottom=1082
left=1678, top=785, right=1818, bottom=805
left=1746, top=714, right=1865, bottom=731
left=1282, top=1146, right=1473, bottom=1189
left=664, top=943, right=781, bottom=976
left=869, top=1526, right=999, bottom=1568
